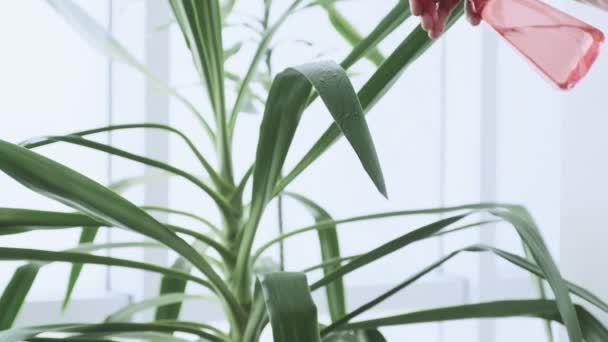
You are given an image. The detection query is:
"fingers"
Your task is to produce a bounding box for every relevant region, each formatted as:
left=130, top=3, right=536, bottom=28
left=466, top=0, right=482, bottom=25
left=411, top=0, right=460, bottom=39
left=420, top=0, right=438, bottom=33
left=411, top=0, right=488, bottom=38
left=409, top=0, right=424, bottom=16
left=434, top=0, right=460, bottom=37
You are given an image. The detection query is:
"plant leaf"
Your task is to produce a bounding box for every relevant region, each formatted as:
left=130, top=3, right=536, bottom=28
left=23, top=123, right=224, bottom=189
left=286, top=192, right=346, bottom=321
left=292, top=61, right=386, bottom=197
left=62, top=226, right=99, bottom=311
left=155, top=258, right=192, bottom=321
left=323, top=329, right=387, bottom=342
left=276, top=7, right=463, bottom=195
left=0, top=247, right=210, bottom=289
left=169, top=0, right=232, bottom=181
left=323, top=244, right=608, bottom=334
left=0, top=263, right=41, bottom=329
left=259, top=272, right=321, bottom=342
left=310, top=214, right=467, bottom=292
left=228, top=1, right=302, bottom=134
left=492, top=207, right=583, bottom=341
left=45, top=0, right=214, bottom=139
left=321, top=3, right=385, bottom=66
left=0, top=139, right=240, bottom=321
left=336, top=300, right=607, bottom=342
left=155, top=241, right=207, bottom=321
left=236, top=60, right=385, bottom=298
left=106, top=293, right=211, bottom=323
left=0, top=322, right=225, bottom=342
left=21, top=135, right=232, bottom=215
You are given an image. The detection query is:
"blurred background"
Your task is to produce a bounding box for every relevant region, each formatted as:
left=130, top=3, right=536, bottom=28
left=0, top=0, right=606, bottom=341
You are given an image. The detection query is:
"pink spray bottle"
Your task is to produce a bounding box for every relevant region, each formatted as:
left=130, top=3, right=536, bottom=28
left=479, top=0, right=604, bottom=89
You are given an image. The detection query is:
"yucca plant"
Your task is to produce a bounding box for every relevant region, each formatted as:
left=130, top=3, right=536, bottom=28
left=0, top=0, right=606, bottom=341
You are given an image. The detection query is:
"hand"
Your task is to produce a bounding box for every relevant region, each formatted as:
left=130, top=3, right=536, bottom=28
left=410, top=0, right=487, bottom=38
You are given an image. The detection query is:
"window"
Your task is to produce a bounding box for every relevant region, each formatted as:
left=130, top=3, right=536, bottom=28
left=4, top=1, right=604, bottom=340
left=0, top=0, right=111, bottom=307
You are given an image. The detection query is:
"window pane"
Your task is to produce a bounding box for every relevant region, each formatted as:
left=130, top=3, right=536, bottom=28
left=0, top=0, right=110, bottom=301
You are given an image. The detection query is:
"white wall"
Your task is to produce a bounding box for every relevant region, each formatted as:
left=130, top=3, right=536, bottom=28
left=561, top=0, right=608, bottom=330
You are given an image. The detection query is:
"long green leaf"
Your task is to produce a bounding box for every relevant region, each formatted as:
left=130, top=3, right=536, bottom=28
left=155, top=258, right=192, bottom=321
left=323, top=329, right=387, bottom=342
left=45, top=0, right=215, bottom=140
left=0, top=241, right=164, bottom=329
left=228, top=0, right=303, bottom=135
left=252, top=203, right=508, bottom=261
left=0, top=263, right=41, bottom=329
left=0, top=322, right=226, bottom=342
left=0, top=246, right=209, bottom=288
left=106, top=293, right=211, bottom=323
left=234, top=60, right=386, bottom=301
left=310, top=214, right=466, bottom=291
left=293, top=61, right=386, bottom=196
left=0, top=234, right=158, bottom=328
left=141, top=206, right=222, bottom=236
left=155, top=241, right=207, bottom=321
left=321, top=3, right=385, bottom=66
left=323, top=244, right=608, bottom=334
left=302, top=206, right=582, bottom=341
left=259, top=272, right=321, bottom=342
left=170, top=0, right=232, bottom=182
left=276, top=7, right=463, bottom=195
left=286, top=192, right=346, bottom=321
left=239, top=0, right=411, bottom=195
left=21, top=135, right=233, bottom=215
left=336, top=300, right=607, bottom=342
left=22, top=123, right=225, bottom=189
left=0, top=139, right=241, bottom=323
left=62, top=226, right=99, bottom=311
left=492, top=208, right=583, bottom=341
left=340, top=1, right=410, bottom=70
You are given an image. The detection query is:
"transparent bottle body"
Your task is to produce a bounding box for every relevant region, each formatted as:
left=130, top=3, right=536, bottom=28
left=481, top=0, right=604, bottom=89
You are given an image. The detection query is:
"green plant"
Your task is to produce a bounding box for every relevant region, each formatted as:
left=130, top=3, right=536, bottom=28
left=0, top=0, right=606, bottom=341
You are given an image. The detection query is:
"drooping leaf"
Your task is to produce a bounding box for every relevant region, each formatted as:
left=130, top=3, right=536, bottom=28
left=292, top=61, right=386, bottom=197
left=276, top=7, right=463, bottom=195
left=287, top=192, right=346, bottom=321
left=259, top=272, right=321, bottom=342
left=235, top=61, right=386, bottom=298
